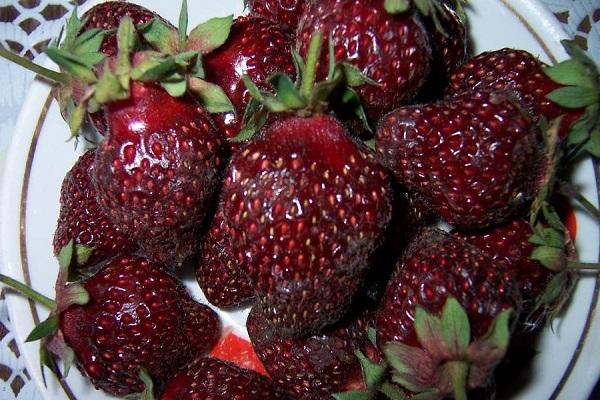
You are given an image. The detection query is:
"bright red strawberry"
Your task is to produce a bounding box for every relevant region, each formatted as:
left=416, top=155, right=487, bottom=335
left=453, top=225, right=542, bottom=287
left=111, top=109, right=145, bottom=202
left=82, top=2, right=174, bottom=135
left=453, top=219, right=553, bottom=317
left=247, top=305, right=378, bottom=399
left=203, top=16, right=295, bottom=146
left=376, top=228, right=520, bottom=399
left=222, top=114, right=392, bottom=337
left=160, top=357, right=286, bottom=400
left=376, top=89, right=543, bottom=229
left=53, top=150, right=136, bottom=269
left=196, top=209, right=255, bottom=308
left=245, top=0, right=307, bottom=29
left=297, top=0, right=431, bottom=122
left=93, top=78, right=224, bottom=267
left=447, top=48, right=586, bottom=139
left=59, top=255, right=219, bottom=397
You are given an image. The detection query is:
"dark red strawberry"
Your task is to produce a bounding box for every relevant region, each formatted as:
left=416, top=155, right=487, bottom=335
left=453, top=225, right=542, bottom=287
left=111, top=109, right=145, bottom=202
left=376, top=228, right=520, bottom=399
left=447, top=48, right=587, bottom=139
left=453, top=219, right=552, bottom=316
left=196, top=209, right=255, bottom=308
left=222, top=114, right=392, bottom=337
left=297, top=0, right=431, bottom=123
left=376, top=89, right=543, bottom=229
left=245, top=0, right=307, bottom=29
left=82, top=1, right=170, bottom=57
left=160, top=357, right=286, bottom=400
left=203, top=16, right=295, bottom=147
left=247, top=305, right=378, bottom=399
left=82, top=1, right=174, bottom=135
left=53, top=150, right=136, bottom=269
left=93, top=78, right=223, bottom=267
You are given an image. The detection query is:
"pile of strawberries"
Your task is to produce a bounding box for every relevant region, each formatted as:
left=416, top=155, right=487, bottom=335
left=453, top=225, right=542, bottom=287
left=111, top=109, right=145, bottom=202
left=1, top=0, right=600, bottom=399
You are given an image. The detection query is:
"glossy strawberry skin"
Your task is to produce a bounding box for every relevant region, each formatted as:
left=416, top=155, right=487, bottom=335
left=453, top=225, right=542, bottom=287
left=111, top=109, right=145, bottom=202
left=53, top=150, right=136, bottom=269
left=447, top=48, right=585, bottom=139
left=376, top=228, right=520, bottom=349
left=93, top=80, right=223, bottom=266
left=453, top=219, right=553, bottom=316
left=247, top=305, right=377, bottom=400
left=222, top=115, right=392, bottom=337
left=203, top=16, right=295, bottom=147
left=160, top=357, right=286, bottom=400
left=196, top=209, right=256, bottom=308
left=376, top=90, right=542, bottom=229
left=246, top=0, right=307, bottom=29
left=59, top=255, right=220, bottom=397
left=297, top=0, right=431, bottom=122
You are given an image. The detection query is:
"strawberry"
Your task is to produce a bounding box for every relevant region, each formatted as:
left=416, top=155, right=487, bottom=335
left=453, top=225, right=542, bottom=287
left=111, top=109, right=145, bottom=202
left=82, top=1, right=175, bottom=135
left=245, top=0, right=307, bottom=29
left=296, top=0, right=431, bottom=123
left=0, top=249, right=220, bottom=398
left=376, top=89, right=543, bottom=229
left=160, top=357, right=286, bottom=400
left=93, top=76, right=223, bottom=266
left=247, top=305, right=378, bottom=399
left=447, top=45, right=600, bottom=141
left=53, top=150, right=136, bottom=269
left=196, top=209, right=255, bottom=308
left=375, top=228, right=520, bottom=399
left=203, top=16, right=295, bottom=147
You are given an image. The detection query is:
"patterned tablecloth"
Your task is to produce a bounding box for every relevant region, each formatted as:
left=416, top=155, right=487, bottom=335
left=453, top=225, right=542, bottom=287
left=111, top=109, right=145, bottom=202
left=0, top=1, right=599, bottom=399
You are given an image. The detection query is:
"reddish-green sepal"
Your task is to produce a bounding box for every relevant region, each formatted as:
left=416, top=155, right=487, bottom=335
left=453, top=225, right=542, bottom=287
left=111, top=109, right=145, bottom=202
left=139, top=18, right=179, bottom=54
left=184, top=15, right=234, bottom=54
left=384, top=341, right=433, bottom=393
left=39, top=345, right=60, bottom=384
left=124, top=368, right=155, bottom=400
left=45, top=47, right=96, bottom=83
left=178, top=0, right=188, bottom=50
left=188, top=77, right=235, bottom=113
left=26, top=315, right=59, bottom=342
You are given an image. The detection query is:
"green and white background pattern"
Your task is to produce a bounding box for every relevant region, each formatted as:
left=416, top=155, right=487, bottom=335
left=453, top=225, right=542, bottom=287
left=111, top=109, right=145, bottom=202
left=0, top=0, right=599, bottom=398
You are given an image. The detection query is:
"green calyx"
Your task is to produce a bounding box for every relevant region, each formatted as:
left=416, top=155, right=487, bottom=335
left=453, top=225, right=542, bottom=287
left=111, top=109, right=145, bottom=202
left=383, top=297, right=512, bottom=399
left=235, top=31, right=373, bottom=142
left=390, top=0, right=468, bottom=36
left=124, top=368, right=155, bottom=400
left=545, top=40, right=600, bottom=158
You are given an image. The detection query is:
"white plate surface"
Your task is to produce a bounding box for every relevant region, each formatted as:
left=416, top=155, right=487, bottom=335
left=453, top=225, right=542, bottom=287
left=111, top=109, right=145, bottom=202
left=1, top=0, right=599, bottom=399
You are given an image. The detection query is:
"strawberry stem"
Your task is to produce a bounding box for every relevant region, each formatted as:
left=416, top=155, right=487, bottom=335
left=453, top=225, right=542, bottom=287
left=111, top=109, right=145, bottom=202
left=556, top=179, right=600, bottom=222
left=0, top=47, right=69, bottom=85
left=0, top=274, right=56, bottom=309
left=300, top=30, right=323, bottom=100
left=447, top=360, right=468, bottom=400
left=567, top=260, right=600, bottom=271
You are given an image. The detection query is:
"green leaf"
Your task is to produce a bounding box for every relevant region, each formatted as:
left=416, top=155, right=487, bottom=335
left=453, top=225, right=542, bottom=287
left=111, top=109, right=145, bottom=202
left=269, top=73, right=305, bottom=109
left=584, top=126, right=600, bottom=157
left=385, top=342, right=432, bottom=393
left=441, top=297, right=470, bottom=354
left=414, top=0, right=431, bottom=16
left=562, top=40, right=599, bottom=71
left=61, top=346, right=75, bottom=377
left=95, top=69, right=129, bottom=105
left=531, top=246, right=565, bottom=272
left=139, top=18, right=179, bottom=54
left=57, top=241, right=74, bottom=271
left=26, top=315, right=59, bottom=342
left=161, top=74, right=187, bottom=97
left=384, top=0, right=411, bottom=14
left=544, top=60, right=596, bottom=89
left=39, top=345, right=60, bottom=384
left=242, top=75, right=264, bottom=101
left=478, top=308, right=512, bottom=350
left=340, top=87, right=371, bottom=132
left=355, top=350, right=386, bottom=389
left=178, top=0, right=189, bottom=50
left=332, top=391, right=372, bottom=400
left=131, top=56, right=176, bottom=81
left=185, top=15, right=233, bottom=54
left=414, top=305, right=443, bottom=350
left=379, top=382, right=409, bottom=400
left=45, top=47, right=96, bottom=83
left=263, top=94, right=289, bottom=113
left=192, top=53, right=205, bottom=78
left=235, top=107, right=269, bottom=142
left=60, top=8, right=85, bottom=52
left=68, top=103, right=86, bottom=136
left=367, top=327, right=377, bottom=347
left=340, top=63, right=377, bottom=87
left=291, top=48, right=305, bottom=84
left=116, top=17, right=137, bottom=75
left=242, top=97, right=261, bottom=125
left=62, top=283, right=90, bottom=307
left=536, top=270, right=570, bottom=308
left=528, top=227, right=564, bottom=248
left=188, top=77, right=235, bottom=113
left=546, top=86, right=598, bottom=109
left=542, top=204, right=565, bottom=232
left=327, top=33, right=336, bottom=81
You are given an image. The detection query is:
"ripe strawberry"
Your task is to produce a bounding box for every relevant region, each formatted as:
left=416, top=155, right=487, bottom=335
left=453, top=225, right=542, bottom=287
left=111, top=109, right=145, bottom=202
left=203, top=16, right=295, bottom=147
left=245, top=0, right=307, bottom=29
left=247, top=305, right=377, bottom=399
left=447, top=48, right=587, bottom=139
left=376, top=228, right=520, bottom=399
left=196, top=209, right=255, bottom=308
left=93, top=78, right=224, bottom=266
left=160, top=357, right=286, bottom=400
left=53, top=150, right=136, bottom=269
left=59, top=255, right=220, bottom=397
left=222, top=114, right=392, bottom=337
left=376, top=89, right=543, bottom=229
left=82, top=1, right=174, bottom=135
left=297, top=0, right=431, bottom=123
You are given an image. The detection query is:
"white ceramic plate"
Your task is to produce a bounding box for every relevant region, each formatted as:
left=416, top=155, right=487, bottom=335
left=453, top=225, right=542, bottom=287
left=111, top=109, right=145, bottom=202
left=1, top=0, right=599, bottom=399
